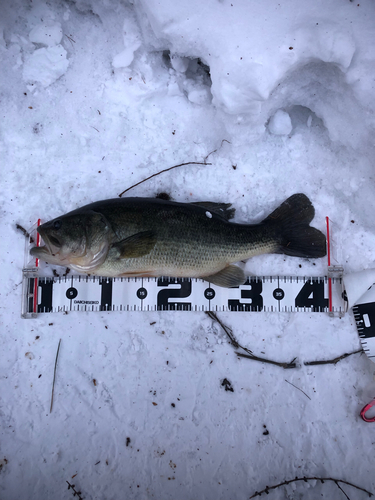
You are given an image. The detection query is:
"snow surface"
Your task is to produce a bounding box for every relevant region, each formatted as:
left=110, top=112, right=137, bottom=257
left=1, top=0, right=375, bottom=499
left=268, top=110, right=293, bottom=136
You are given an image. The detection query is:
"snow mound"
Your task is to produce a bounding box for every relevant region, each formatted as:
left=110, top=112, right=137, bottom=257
left=268, top=109, right=292, bottom=136
left=29, top=22, right=63, bottom=47
left=112, top=15, right=142, bottom=68
left=22, top=44, right=69, bottom=87
left=135, top=0, right=375, bottom=149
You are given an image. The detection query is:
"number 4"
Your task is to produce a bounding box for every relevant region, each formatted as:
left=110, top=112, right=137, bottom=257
left=295, top=279, right=328, bottom=312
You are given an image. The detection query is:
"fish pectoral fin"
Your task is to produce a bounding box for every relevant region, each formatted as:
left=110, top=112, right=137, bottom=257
left=113, top=231, right=157, bottom=259
left=204, top=265, right=245, bottom=288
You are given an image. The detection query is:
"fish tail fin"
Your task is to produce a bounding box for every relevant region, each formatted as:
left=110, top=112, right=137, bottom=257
left=263, top=193, right=327, bottom=258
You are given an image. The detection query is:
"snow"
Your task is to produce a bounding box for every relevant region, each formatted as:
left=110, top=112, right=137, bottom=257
left=1, top=0, right=375, bottom=499
left=23, top=45, right=69, bottom=87
left=268, top=110, right=292, bottom=136
left=29, top=22, right=63, bottom=47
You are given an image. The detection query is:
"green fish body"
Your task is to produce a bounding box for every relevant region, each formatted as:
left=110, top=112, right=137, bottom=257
left=30, top=194, right=326, bottom=287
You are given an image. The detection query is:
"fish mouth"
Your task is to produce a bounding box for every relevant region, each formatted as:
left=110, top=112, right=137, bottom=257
left=30, top=227, right=109, bottom=271
left=30, top=245, right=52, bottom=257
left=30, top=229, right=68, bottom=264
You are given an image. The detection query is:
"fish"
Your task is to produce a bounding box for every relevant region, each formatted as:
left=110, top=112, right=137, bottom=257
left=30, top=193, right=326, bottom=287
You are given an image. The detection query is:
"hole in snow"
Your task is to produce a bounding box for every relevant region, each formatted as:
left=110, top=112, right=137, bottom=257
left=162, top=50, right=212, bottom=105
left=267, top=61, right=361, bottom=146
left=287, top=105, right=324, bottom=131
left=163, top=50, right=212, bottom=86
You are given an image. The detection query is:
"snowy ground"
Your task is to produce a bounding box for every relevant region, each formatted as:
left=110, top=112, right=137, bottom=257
left=1, top=1, right=375, bottom=499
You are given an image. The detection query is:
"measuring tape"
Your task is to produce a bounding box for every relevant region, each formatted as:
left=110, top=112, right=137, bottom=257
left=21, top=217, right=375, bottom=423
left=21, top=272, right=345, bottom=316
left=21, top=218, right=375, bottom=358
left=22, top=217, right=346, bottom=316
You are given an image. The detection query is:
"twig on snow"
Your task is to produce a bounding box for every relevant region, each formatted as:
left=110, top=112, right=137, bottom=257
left=206, top=311, right=297, bottom=368
left=336, top=481, right=351, bottom=500
left=16, top=224, right=30, bottom=238
left=118, top=161, right=212, bottom=197
left=205, top=311, right=243, bottom=349
left=65, top=34, right=76, bottom=46
left=203, top=139, right=231, bottom=162
left=205, top=311, right=252, bottom=355
left=66, top=481, right=83, bottom=499
left=304, top=349, right=364, bottom=366
left=235, top=351, right=297, bottom=369
left=249, top=476, right=373, bottom=499
left=285, top=379, right=311, bottom=400
left=205, top=313, right=363, bottom=370
left=50, top=339, right=61, bottom=413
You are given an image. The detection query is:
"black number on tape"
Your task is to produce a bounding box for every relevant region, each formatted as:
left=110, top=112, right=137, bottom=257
left=295, top=279, right=328, bottom=312
left=228, top=278, right=263, bottom=311
left=28, top=278, right=35, bottom=313
left=157, top=278, right=192, bottom=310
left=354, top=303, right=375, bottom=339
left=273, top=288, right=285, bottom=300
left=137, top=287, right=148, bottom=300
left=100, top=278, right=113, bottom=311
left=38, top=279, right=54, bottom=313
left=204, top=288, right=215, bottom=300
left=66, top=287, right=78, bottom=299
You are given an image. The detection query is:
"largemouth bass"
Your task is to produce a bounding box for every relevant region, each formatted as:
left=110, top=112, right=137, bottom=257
left=30, top=194, right=326, bottom=287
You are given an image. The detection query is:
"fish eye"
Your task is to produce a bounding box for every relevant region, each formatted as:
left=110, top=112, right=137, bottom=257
left=53, top=220, right=62, bottom=230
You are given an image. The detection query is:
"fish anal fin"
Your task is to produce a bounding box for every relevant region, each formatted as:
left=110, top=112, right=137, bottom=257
left=114, top=231, right=157, bottom=259
left=205, top=265, right=245, bottom=288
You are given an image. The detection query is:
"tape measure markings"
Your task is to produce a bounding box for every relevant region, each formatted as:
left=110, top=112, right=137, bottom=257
left=22, top=273, right=345, bottom=316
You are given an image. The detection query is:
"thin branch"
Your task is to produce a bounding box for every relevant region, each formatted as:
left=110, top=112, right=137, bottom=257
left=65, top=34, right=76, bottom=47
left=50, top=339, right=61, bottom=413
left=118, top=162, right=212, bottom=197
left=203, top=139, right=231, bottom=162
left=304, top=349, right=363, bottom=366
left=66, top=481, right=83, bottom=500
left=206, top=311, right=297, bottom=368
left=285, top=379, right=311, bottom=400
left=205, top=311, right=245, bottom=350
left=16, top=224, right=30, bottom=238
left=249, top=476, right=373, bottom=499
left=205, top=312, right=363, bottom=370
left=235, top=351, right=297, bottom=369
left=336, top=481, right=351, bottom=500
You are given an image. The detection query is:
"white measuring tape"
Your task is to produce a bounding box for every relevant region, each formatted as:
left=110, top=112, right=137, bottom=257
left=22, top=217, right=344, bottom=315
left=21, top=218, right=375, bottom=362
left=20, top=217, right=375, bottom=423
left=21, top=273, right=345, bottom=316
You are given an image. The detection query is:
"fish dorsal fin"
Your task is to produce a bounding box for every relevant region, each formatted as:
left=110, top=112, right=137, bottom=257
left=113, top=231, right=157, bottom=259
left=205, top=265, right=245, bottom=288
left=190, top=202, right=235, bottom=220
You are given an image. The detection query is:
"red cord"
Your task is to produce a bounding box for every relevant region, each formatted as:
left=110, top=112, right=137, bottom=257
left=360, top=399, right=375, bottom=422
